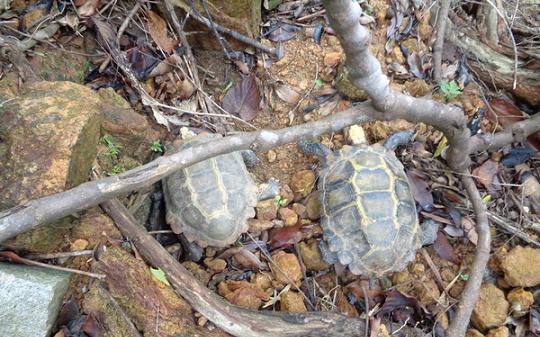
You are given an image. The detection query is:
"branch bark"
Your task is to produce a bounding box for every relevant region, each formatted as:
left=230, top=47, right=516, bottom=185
left=100, top=198, right=368, bottom=337
left=0, top=105, right=377, bottom=242
left=321, top=0, right=471, bottom=171
left=432, top=0, right=452, bottom=82
left=469, top=113, right=540, bottom=153
left=445, top=172, right=491, bottom=337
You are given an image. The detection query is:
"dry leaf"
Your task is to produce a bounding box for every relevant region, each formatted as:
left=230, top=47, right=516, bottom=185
left=433, top=231, right=459, bottom=264
left=406, top=170, right=434, bottom=211
left=275, top=82, right=301, bottom=105
left=222, top=75, right=261, bottom=121
left=472, top=159, right=499, bottom=190
left=461, top=217, right=478, bottom=245
left=77, top=0, right=100, bottom=17
left=147, top=11, right=177, bottom=53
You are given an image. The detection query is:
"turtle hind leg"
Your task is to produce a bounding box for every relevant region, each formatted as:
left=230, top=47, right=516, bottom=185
left=318, top=240, right=338, bottom=264
left=241, top=150, right=258, bottom=168
left=419, top=220, right=439, bottom=246
left=298, top=140, right=332, bottom=160
left=257, top=178, right=281, bottom=201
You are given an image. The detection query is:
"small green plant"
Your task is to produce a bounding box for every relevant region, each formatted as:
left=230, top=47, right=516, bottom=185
left=218, top=80, right=234, bottom=94
left=440, top=80, right=462, bottom=102
left=275, top=195, right=288, bottom=207
left=150, top=140, right=164, bottom=153
left=101, top=135, right=121, bottom=159
left=313, top=79, right=323, bottom=90
left=459, top=273, right=470, bottom=281
left=107, top=164, right=125, bottom=176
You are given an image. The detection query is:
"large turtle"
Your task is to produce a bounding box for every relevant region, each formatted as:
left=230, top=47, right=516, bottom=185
left=163, top=129, right=270, bottom=247
left=299, top=126, right=437, bottom=277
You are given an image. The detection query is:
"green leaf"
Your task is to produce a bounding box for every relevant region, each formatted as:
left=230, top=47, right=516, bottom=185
left=150, top=267, right=171, bottom=286
left=459, top=273, right=469, bottom=281
left=150, top=141, right=163, bottom=153
left=314, top=79, right=323, bottom=89
left=482, top=195, right=492, bottom=204
left=440, top=80, right=462, bottom=102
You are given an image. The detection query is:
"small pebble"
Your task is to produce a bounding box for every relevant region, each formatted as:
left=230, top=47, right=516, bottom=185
left=267, top=150, right=277, bottom=163
left=204, top=258, right=227, bottom=272
left=279, top=207, right=298, bottom=227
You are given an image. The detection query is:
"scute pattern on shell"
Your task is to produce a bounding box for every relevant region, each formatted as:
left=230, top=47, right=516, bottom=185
left=163, top=133, right=257, bottom=247
left=320, top=143, right=420, bottom=277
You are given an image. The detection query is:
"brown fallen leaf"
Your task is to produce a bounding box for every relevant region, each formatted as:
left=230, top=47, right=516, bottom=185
left=81, top=313, right=104, bottom=337
left=406, top=170, right=434, bottom=211
left=433, top=231, right=459, bottom=264
left=346, top=279, right=384, bottom=309
left=232, top=249, right=265, bottom=271
left=77, top=0, right=100, bottom=17
left=222, top=75, right=261, bottom=121
left=379, top=289, right=421, bottom=317
left=147, top=11, right=177, bottom=53
left=487, top=99, right=540, bottom=150
left=461, top=217, right=478, bottom=245
left=274, top=82, right=301, bottom=105
left=472, top=159, right=500, bottom=190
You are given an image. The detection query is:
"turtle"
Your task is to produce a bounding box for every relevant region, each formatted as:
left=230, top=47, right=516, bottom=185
left=299, top=125, right=438, bottom=277
left=163, top=129, right=278, bottom=247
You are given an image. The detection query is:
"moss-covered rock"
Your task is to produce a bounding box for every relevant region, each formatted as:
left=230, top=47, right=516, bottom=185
left=0, top=81, right=103, bottom=252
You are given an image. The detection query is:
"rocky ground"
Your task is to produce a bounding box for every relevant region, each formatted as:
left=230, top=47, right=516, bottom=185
left=0, top=1, right=539, bottom=337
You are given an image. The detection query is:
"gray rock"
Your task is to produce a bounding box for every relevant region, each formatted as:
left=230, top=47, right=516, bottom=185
left=0, top=263, right=71, bottom=337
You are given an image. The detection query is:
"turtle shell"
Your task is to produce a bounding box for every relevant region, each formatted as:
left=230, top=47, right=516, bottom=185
left=319, top=143, right=420, bottom=277
left=163, top=133, right=257, bottom=247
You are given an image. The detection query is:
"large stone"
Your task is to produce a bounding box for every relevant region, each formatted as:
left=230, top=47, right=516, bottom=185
left=0, top=81, right=103, bottom=252
left=93, top=247, right=228, bottom=337
left=169, top=0, right=261, bottom=49
left=98, top=88, right=162, bottom=163
left=500, top=246, right=540, bottom=287
left=0, top=263, right=71, bottom=337
left=471, top=283, right=509, bottom=331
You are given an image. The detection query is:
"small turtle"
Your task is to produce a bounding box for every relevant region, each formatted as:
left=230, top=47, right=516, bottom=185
left=163, top=129, right=278, bottom=247
left=299, top=126, right=438, bottom=277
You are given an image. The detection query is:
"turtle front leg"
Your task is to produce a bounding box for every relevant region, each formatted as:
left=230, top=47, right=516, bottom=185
left=383, top=129, right=416, bottom=151
left=298, top=140, right=332, bottom=163
left=419, top=220, right=439, bottom=246
left=318, top=240, right=338, bottom=264
left=256, top=178, right=281, bottom=201
left=241, top=150, right=258, bottom=168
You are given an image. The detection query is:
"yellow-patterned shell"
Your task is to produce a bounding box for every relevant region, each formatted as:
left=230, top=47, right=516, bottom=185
left=319, top=143, right=420, bottom=277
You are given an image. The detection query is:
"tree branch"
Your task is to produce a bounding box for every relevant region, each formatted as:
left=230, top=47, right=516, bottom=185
left=432, top=0, right=452, bottom=82
left=0, top=105, right=377, bottom=242
left=101, top=198, right=368, bottom=337
left=445, top=172, right=491, bottom=337
left=321, top=0, right=471, bottom=171
left=469, top=113, right=540, bottom=153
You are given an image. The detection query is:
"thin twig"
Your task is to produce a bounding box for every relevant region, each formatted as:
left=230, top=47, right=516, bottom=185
left=5, top=255, right=106, bottom=279
left=432, top=0, right=451, bottom=82
left=25, top=250, right=94, bottom=260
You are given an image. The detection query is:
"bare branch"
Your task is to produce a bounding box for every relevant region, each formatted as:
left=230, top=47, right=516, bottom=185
left=432, top=0, right=451, bottom=82
left=446, top=172, right=491, bottom=337
left=469, top=113, right=540, bottom=153
left=321, top=0, right=471, bottom=171
left=101, top=198, right=368, bottom=337
left=0, top=105, right=377, bottom=242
